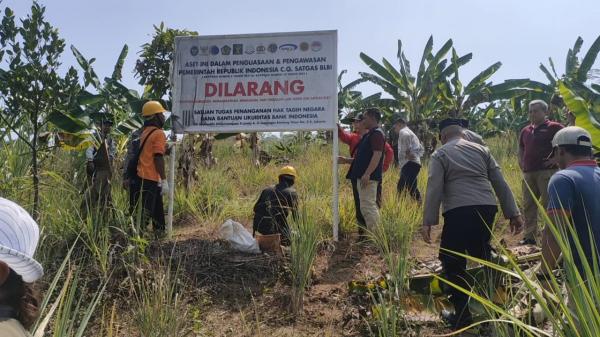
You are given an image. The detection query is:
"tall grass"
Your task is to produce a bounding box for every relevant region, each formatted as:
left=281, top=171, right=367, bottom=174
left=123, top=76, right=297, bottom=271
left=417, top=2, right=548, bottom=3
left=0, top=131, right=539, bottom=335
left=437, top=207, right=600, bottom=336
left=32, top=242, right=108, bottom=337
left=370, top=193, right=418, bottom=298
left=289, top=206, right=321, bottom=314
left=366, top=192, right=419, bottom=336
left=130, top=258, right=191, bottom=337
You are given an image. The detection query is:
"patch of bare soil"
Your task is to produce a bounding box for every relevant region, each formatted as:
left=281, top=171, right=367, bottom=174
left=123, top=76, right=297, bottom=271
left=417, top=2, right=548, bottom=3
left=139, top=219, right=538, bottom=337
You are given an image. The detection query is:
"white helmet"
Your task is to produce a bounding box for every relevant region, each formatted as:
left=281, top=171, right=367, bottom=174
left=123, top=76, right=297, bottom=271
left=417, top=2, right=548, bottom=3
left=0, top=198, right=43, bottom=282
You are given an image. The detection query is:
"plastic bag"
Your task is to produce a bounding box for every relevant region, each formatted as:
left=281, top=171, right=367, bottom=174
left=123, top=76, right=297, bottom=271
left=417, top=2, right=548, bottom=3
left=219, top=219, right=261, bottom=254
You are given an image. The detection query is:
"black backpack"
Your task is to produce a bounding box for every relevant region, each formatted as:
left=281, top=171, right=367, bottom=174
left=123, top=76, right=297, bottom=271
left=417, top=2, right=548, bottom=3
left=125, top=128, right=158, bottom=180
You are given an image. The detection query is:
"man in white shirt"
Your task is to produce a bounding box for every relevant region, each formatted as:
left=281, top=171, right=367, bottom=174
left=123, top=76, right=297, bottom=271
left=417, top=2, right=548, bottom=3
left=393, top=115, right=424, bottom=201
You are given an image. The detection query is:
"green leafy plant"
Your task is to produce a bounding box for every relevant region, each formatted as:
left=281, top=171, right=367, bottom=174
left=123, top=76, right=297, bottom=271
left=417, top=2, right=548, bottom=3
left=559, top=81, right=600, bottom=150
left=130, top=259, right=191, bottom=337
left=289, top=207, right=321, bottom=314
left=0, top=2, right=81, bottom=218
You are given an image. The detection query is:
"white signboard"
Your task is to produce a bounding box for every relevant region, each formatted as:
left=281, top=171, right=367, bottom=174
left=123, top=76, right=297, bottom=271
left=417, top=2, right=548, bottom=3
left=171, top=30, right=337, bottom=133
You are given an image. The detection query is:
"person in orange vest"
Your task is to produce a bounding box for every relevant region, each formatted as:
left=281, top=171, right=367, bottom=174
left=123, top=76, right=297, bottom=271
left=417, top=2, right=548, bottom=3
left=136, top=101, right=169, bottom=239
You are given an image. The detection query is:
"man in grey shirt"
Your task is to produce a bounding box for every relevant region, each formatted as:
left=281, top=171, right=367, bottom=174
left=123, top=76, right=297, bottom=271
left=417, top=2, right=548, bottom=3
left=422, top=119, right=524, bottom=329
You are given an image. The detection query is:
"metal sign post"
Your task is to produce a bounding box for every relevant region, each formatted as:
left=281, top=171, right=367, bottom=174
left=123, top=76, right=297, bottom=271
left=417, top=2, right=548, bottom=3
left=332, top=126, right=340, bottom=241
left=166, top=133, right=177, bottom=238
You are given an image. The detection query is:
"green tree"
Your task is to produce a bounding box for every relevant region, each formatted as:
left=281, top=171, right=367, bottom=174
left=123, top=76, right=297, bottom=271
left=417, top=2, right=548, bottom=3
left=0, top=3, right=81, bottom=218
left=134, top=22, right=197, bottom=100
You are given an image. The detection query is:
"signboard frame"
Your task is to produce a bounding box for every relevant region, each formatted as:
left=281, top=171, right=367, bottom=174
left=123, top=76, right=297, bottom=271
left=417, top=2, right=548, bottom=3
left=167, top=30, right=340, bottom=241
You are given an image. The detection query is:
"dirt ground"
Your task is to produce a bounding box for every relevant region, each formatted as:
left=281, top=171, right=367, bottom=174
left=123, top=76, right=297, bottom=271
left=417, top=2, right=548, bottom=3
left=145, top=218, right=536, bottom=337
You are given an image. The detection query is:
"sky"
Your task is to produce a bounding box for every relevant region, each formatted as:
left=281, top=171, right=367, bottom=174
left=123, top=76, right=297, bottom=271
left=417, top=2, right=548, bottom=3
left=3, top=0, right=600, bottom=96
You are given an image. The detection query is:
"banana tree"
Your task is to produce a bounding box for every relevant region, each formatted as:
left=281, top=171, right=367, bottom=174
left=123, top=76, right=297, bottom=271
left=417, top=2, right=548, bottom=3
left=360, top=36, right=470, bottom=122
left=360, top=37, right=476, bottom=153
left=47, top=44, right=154, bottom=157
left=517, top=35, right=600, bottom=120
left=438, top=47, right=503, bottom=118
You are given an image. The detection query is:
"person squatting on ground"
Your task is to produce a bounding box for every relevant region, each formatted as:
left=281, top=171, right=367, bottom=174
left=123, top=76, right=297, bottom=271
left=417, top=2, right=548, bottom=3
left=538, top=126, right=600, bottom=328
left=344, top=108, right=385, bottom=233
left=253, top=166, right=299, bottom=246
left=0, top=198, right=44, bottom=337
left=136, top=101, right=170, bottom=238
left=422, top=119, right=524, bottom=329
left=518, top=100, right=564, bottom=245
left=82, top=117, right=116, bottom=217
left=392, top=115, right=424, bottom=202
left=338, top=113, right=393, bottom=236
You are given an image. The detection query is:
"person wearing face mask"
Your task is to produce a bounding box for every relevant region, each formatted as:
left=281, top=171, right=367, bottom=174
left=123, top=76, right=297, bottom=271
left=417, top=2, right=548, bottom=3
left=0, top=198, right=44, bottom=337
left=137, top=101, right=169, bottom=239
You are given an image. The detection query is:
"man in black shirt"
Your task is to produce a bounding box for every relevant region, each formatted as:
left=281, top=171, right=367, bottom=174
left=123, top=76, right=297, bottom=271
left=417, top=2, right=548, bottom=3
left=253, top=166, right=299, bottom=245
left=346, top=108, right=385, bottom=231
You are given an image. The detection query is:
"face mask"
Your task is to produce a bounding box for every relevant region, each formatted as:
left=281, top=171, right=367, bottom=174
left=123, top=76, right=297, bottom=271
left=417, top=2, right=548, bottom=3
left=155, top=114, right=165, bottom=128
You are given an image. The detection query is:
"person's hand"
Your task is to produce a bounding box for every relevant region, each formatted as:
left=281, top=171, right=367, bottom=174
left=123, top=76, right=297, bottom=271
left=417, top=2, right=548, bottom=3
left=542, top=158, right=556, bottom=169
left=421, top=225, right=433, bottom=244
left=160, top=181, right=170, bottom=196
left=509, top=215, right=524, bottom=235
left=406, top=150, right=416, bottom=161
left=360, top=174, right=370, bottom=188
left=337, top=156, right=350, bottom=164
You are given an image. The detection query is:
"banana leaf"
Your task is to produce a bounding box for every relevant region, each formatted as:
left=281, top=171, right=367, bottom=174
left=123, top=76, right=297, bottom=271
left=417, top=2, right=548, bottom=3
left=577, top=35, right=600, bottom=82
left=360, top=53, right=403, bottom=88
left=48, top=110, right=90, bottom=134
left=566, top=37, right=584, bottom=77
left=111, top=44, right=128, bottom=81
left=539, top=63, right=557, bottom=85
left=71, top=45, right=101, bottom=89
left=416, top=36, right=434, bottom=87
left=559, top=81, right=600, bottom=149
left=57, top=132, right=94, bottom=151
left=464, top=62, right=502, bottom=95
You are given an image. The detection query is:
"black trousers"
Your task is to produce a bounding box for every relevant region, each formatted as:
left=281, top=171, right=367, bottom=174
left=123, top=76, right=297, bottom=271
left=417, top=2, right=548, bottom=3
left=397, top=161, right=421, bottom=201
left=439, top=205, right=497, bottom=323
left=139, top=179, right=166, bottom=232
left=129, top=178, right=141, bottom=215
